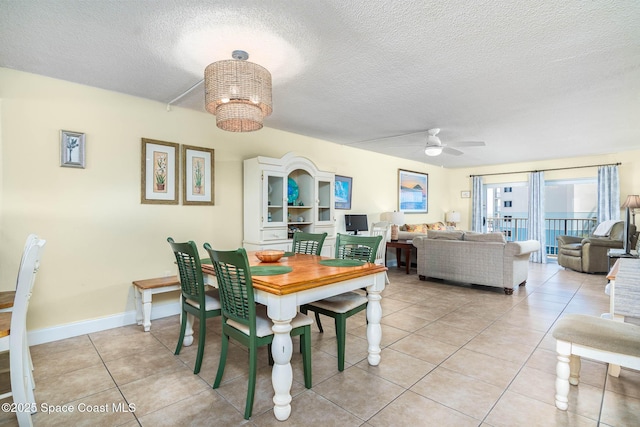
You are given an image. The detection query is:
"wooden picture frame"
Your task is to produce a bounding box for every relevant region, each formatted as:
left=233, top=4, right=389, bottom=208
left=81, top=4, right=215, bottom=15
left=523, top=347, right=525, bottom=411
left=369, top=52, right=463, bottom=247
left=334, top=175, right=353, bottom=210
left=60, top=130, right=86, bottom=168
left=141, top=138, right=179, bottom=204
left=182, top=144, right=215, bottom=205
left=398, top=169, right=428, bottom=213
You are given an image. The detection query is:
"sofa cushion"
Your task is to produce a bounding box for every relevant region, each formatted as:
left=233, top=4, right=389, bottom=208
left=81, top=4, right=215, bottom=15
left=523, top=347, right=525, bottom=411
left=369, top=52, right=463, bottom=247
left=426, top=230, right=464, bottom=240
left=463, top=232, right=506, bottom=243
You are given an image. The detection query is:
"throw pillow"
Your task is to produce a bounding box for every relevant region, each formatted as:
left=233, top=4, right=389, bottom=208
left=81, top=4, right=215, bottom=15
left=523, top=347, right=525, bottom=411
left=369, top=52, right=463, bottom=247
left=427, top=222, right=446, bottom=230
left=405, top=223, right=428, bottom=233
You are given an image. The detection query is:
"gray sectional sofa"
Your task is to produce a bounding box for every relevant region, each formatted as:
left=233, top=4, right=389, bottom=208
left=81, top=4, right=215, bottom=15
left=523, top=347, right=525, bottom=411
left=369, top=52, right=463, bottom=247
left=412, top=230, right=540, bottom=294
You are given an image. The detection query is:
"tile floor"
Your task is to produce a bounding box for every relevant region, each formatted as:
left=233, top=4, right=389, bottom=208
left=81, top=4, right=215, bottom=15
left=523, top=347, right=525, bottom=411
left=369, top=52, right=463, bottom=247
left=2, top=263, right=640, bottom=426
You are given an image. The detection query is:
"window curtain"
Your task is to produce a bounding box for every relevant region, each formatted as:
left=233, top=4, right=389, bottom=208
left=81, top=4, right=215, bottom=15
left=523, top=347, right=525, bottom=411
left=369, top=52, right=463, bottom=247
left=528, top=171, right=546, bottom=263
left=597, top=165, right=620, bottom=223
left=471, top=176, right=484, bottom=232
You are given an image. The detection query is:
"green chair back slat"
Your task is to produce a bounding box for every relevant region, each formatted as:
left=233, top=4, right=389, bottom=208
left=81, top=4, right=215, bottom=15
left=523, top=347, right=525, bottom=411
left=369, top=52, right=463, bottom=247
left=291, top=231, right=328, bottom=255
left=167, top=238, right=205, bottom=304
left=335, top=234, right=383, bottom=263
left=208, top=246, right=256, bottom=333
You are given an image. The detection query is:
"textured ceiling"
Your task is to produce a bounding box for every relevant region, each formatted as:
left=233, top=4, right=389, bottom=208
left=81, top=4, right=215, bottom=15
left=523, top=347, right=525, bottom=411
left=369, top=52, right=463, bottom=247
left=1, top=0, right=639, bottom=168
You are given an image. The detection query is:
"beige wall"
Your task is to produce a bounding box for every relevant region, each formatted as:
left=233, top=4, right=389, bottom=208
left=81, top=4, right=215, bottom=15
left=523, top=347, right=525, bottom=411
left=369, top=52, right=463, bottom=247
left=2, top=68, right=639, bottom=332
left=0, top=68, right=449, bottom=331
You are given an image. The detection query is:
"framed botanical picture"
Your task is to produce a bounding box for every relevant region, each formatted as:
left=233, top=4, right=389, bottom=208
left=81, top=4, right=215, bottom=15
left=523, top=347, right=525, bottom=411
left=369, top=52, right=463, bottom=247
left=60, top=130, right=86, bottom=168
left=398, top=169, right=428, bottom=213
left=334, top=175, right=353, bottom=210
left=141, top=138, right=179, bottom=204
left=182, top=144, right=215, bottom=205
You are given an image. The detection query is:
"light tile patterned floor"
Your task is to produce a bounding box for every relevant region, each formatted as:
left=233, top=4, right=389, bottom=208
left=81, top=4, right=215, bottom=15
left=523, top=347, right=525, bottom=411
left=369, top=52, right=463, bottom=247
left=2, top=263, right=639, bottom=426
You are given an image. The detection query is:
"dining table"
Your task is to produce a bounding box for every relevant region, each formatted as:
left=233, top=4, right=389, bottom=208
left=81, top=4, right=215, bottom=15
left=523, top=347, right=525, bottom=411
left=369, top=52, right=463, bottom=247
left=199, top=251, right=388, bottom=421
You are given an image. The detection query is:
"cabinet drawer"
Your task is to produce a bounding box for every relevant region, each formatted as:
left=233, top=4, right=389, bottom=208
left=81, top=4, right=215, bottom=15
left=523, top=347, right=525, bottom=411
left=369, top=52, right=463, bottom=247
left=261, top=228, right=288, bottom=241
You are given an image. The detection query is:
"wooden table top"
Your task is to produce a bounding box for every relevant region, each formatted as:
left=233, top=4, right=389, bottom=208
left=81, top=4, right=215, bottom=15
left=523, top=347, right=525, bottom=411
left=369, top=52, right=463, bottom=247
left=0, top=312, right=11, bottom=338
left=202, top=252, right=387, bottom=296
left=0, top=291, right=15, bottom=310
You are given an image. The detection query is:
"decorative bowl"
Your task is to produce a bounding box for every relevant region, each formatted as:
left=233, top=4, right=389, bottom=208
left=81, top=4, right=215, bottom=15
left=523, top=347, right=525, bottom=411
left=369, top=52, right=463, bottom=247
left=255, top=250, right=285, bottom=263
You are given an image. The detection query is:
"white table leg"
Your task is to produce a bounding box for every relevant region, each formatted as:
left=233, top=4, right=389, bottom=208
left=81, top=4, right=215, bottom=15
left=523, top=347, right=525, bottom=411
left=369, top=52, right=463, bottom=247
left=366, top=289, right=382, bottom=366
left=134, top=287, right=143, bottom=326
left=271, top=319, right=293, bottom=421
left=183, top=312, right=194, bottom=347
left=555, top=340, right=571, bottom=410
left=141, top=290, right=152, bottom=332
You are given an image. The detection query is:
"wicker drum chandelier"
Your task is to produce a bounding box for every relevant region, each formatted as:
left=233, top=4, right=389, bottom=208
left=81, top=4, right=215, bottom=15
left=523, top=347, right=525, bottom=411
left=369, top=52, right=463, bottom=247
left=204, top=50, right=272, bottom=132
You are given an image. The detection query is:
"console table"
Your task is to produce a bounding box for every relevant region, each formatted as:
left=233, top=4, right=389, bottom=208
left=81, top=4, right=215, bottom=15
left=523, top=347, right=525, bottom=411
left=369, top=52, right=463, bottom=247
left=386, top=239, right=414, bottom=274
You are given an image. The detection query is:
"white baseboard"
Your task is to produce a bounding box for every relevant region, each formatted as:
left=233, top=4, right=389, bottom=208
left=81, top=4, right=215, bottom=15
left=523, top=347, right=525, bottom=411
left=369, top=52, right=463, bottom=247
left=27, top=301, right=181, bottom=346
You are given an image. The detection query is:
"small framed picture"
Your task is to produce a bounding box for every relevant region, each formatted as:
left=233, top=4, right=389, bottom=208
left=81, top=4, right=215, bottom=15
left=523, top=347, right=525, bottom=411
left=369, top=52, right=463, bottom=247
left=60, top=130, right=86, bottom=168
left=182, top=144, right=215, bottom=205
left=461, top=191, right=471, bottom=198
left=334, top=175, right=353, bottom=210
left=141, top=138, right=179, bottom=204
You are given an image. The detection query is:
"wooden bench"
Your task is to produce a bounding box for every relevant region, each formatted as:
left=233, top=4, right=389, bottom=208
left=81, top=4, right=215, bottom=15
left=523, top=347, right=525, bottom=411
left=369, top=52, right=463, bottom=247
left=552, top=314, right=640, bottom=411
left=132, top=276, right=181, bottom=331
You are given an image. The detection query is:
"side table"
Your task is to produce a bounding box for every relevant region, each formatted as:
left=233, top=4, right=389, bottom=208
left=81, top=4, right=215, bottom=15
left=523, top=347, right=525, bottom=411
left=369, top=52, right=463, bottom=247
left=386, top=239, right=415, bottom=274
left=607, top=248, right=639, bottom=271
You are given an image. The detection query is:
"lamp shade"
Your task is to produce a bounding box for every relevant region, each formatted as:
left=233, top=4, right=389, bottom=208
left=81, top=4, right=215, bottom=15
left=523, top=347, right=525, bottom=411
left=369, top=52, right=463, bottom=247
left=622, top=195, right=640, bottom=209
left=382, top=211, right=405, bottom=225
left=204, top=54, right=272, bottom=132
left=446, top=211, right=461, bottom=223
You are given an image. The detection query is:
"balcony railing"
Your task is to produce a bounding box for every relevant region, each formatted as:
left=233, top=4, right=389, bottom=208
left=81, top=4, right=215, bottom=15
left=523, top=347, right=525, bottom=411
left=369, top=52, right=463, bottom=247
left=486, top=217, right=597, bottom=256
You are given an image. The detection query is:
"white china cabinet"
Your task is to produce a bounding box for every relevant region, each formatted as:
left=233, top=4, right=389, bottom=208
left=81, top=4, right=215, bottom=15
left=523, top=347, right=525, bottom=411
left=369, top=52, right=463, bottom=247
left=243, top=153, right=336, bottom=256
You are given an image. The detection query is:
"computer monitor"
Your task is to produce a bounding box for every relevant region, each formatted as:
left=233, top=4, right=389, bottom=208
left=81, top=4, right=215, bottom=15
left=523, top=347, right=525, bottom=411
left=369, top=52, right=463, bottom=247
left=345, top=214, right=368, bottom=235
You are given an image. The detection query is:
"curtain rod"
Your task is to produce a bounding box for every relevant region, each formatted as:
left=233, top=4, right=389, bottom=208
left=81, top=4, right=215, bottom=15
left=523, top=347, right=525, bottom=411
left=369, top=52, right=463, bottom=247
left=469, top=162, right=621, bottom=178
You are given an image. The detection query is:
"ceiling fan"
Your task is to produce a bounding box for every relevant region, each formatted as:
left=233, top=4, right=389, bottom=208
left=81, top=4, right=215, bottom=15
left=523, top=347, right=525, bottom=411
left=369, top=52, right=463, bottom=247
left=356, top=128, right=485, bottom=157
left=423, top=128, right=485, bottom=157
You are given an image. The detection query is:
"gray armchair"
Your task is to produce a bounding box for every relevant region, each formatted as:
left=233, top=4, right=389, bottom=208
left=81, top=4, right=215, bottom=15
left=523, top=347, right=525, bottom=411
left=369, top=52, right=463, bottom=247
left=557, top=221, right=636, bottom=273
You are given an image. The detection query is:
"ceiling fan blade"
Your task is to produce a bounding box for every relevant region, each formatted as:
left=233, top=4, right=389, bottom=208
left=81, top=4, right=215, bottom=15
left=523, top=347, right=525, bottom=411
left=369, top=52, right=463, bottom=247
left=447, top=141, right=485, bottom=147
left=442, top=146, right=464, bottom=156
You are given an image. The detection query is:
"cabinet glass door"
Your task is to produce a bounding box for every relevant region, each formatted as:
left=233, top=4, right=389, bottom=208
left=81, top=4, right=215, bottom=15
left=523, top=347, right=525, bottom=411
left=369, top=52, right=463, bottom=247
left=264, top=172, right=286, bottom=226
left=316, top=178, right=334, bottom=225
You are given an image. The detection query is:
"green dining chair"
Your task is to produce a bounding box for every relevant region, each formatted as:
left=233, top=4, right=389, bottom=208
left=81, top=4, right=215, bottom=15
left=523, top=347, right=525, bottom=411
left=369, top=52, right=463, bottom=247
left=301, top=233, right=383, bottom=371
left=167, top=238, right=221, bottom=375
left=204, top=244, right=313, bottom=420
left=291, top=231, right=328, bottom=255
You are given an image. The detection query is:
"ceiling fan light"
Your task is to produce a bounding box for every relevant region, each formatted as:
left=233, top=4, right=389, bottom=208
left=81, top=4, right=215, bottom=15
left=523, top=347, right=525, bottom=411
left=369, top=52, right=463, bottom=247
left=425, top=146, right=443, bottom=156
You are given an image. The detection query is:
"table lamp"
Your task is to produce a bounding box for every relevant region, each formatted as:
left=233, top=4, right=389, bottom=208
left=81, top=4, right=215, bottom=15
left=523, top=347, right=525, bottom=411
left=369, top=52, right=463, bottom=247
left=383, top=211, right=405, bottom=241
left=622, top=195, right=640, bottom=225
left=446, top=211, right=461, bottom=228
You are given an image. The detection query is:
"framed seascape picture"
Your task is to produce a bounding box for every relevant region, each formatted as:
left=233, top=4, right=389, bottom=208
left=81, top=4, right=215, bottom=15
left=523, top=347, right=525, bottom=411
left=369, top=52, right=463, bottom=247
left=141, top=138, right=179, bottom=204
left=182, top=144, right=215, bottom=205
left=60, top=130, right=86, bottom=168
left=334, top=175, right=353, bottom=210
left=398, top=169, right=428, bottom=213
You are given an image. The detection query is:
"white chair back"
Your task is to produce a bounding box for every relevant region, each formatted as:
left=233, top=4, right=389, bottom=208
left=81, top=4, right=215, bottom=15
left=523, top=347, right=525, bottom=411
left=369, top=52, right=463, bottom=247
left=2, top=234, right=46, bottom=427
left=370, top=221, right=390, bottom=266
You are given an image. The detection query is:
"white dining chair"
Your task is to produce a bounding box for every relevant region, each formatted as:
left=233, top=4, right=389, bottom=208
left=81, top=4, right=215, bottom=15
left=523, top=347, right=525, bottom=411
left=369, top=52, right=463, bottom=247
left=370, top=221, right=390, bottom=284
left=0, top=234, right=46, bottom=427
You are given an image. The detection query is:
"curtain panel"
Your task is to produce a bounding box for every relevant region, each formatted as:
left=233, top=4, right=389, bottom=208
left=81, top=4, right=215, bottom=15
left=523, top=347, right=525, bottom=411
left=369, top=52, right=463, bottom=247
left=528, top=171, right=547, bottom=263
left=472, top=176, right=484, bottom=232
left=597, top=165, right=620, bottom=223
